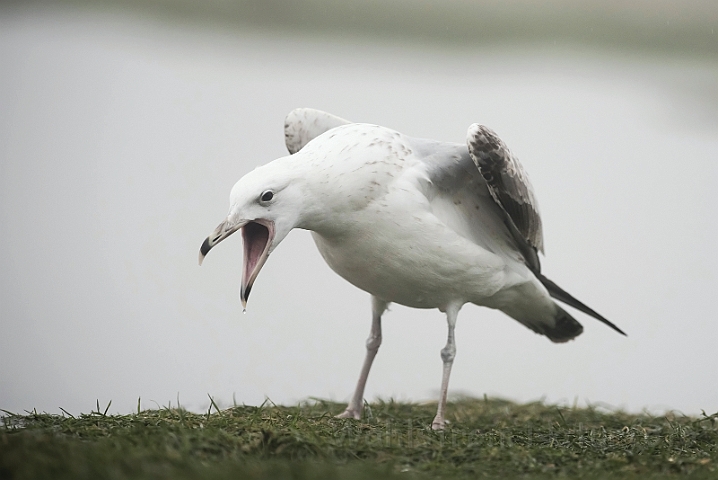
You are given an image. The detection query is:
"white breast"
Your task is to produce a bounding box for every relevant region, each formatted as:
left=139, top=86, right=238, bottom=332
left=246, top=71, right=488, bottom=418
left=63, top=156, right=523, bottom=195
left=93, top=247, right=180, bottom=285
left=310, top=172, right=511, bottom=310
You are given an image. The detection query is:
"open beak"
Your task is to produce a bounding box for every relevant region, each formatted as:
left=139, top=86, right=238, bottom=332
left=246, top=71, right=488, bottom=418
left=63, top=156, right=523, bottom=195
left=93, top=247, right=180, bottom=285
left=199, top=219, right=244, bottom=266
left=199, top=219, right=275, bottom=308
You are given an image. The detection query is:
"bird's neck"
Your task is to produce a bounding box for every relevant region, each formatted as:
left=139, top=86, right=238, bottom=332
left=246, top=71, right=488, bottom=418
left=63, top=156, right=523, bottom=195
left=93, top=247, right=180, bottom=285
left=296, top=200, right=356, bottom=240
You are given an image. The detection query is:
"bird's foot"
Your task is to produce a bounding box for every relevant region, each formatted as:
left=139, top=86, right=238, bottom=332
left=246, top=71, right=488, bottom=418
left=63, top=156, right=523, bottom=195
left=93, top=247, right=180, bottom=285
left=431, top=416, right=446, bottom=431
left=336, top=407, right=361, bottom=420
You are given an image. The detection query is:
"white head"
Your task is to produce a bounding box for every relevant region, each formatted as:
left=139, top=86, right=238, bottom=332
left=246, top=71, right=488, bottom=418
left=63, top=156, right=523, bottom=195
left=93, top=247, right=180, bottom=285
left=199, top=157, right=307, bottom=307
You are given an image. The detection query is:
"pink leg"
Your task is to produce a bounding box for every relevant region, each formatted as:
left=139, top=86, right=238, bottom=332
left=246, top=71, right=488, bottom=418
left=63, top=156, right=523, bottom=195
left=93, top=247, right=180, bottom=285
left=432, top=302, right=462, bottom=430
left=337, top=296, right=388, bottom=419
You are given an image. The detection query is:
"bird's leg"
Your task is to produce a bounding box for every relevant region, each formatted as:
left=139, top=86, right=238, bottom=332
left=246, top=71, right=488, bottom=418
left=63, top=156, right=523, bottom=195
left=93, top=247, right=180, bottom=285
left=432, top=302, right=462, bottom=431
left=336, top=296, right=388, bottom=420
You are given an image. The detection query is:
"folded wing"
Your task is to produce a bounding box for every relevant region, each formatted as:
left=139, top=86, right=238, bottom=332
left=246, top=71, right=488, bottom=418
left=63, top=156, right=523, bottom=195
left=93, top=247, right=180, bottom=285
left=465, top=124, right=624, bottom=336
left=466, top=124, right=544, bottom=258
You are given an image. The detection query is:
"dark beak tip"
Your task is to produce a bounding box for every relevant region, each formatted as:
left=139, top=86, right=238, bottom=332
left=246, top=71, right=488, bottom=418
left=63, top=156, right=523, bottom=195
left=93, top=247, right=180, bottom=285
left=240, top=285, right=252, bottom=309
left=200, top=237, right=212, bottom=257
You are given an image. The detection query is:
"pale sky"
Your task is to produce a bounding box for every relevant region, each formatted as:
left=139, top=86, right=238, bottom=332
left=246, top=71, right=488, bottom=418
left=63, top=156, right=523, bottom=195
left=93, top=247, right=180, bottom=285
left=1, top=5, right=717, bottom=416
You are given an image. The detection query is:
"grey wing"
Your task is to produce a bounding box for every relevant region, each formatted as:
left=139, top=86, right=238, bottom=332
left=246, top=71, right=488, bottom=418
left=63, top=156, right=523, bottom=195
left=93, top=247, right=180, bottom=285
left=284, top=108, right=352, bottom=154
left=409, top=137, right=539, bottom=272
left=413, top=129, right=623, bottom=337
left=466, top=124, right=544, bottom=255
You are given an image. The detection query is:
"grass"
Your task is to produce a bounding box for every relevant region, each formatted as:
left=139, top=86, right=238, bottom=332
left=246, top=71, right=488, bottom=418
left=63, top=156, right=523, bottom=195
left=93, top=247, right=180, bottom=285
left=1, top=398, right=717, bottom=479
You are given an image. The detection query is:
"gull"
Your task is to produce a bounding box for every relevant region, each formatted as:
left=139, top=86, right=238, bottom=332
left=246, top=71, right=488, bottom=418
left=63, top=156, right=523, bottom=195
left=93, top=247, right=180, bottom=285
left=199, top=108, right=625, bottom=430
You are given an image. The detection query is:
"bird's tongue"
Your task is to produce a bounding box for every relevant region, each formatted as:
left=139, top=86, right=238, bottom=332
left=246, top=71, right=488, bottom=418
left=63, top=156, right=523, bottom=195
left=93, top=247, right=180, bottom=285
left=241, top=221, right=271, bottom=304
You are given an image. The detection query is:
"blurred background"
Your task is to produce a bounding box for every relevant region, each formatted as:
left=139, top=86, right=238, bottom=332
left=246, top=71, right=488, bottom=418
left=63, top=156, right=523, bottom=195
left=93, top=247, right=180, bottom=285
left=1, top=0, right=716, bottom=417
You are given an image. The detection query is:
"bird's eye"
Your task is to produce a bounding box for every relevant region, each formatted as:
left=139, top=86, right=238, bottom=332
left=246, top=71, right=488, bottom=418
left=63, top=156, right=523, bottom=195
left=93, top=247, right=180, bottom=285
left=260, top=190, right=274, bottom=203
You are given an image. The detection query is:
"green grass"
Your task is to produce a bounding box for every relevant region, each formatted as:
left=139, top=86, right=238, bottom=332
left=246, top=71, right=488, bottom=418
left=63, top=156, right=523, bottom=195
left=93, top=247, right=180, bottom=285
left=1, top=398, right=716, bottom=479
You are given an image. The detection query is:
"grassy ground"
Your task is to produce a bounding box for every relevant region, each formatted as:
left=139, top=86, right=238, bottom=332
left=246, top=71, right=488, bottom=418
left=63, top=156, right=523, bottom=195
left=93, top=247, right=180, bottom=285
left=1, top=398, right=716, bottom=479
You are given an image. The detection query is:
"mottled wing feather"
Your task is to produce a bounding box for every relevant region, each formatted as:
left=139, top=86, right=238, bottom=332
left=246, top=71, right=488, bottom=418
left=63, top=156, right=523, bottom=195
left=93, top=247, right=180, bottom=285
left=284, top=108, right=352, bottom=154
left=466, top=124, right=544, bottom=253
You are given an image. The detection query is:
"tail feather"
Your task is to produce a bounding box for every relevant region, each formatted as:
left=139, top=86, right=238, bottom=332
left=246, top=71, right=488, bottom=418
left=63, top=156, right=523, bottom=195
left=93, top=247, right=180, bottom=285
left=543, top=306, right=584, bottom=343
left=537, top=273, right=626, bottom=336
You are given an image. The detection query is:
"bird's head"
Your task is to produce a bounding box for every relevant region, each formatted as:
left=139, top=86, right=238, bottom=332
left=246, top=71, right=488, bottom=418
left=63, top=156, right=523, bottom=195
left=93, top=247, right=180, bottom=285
left=199, top=159, right=305, bottom=307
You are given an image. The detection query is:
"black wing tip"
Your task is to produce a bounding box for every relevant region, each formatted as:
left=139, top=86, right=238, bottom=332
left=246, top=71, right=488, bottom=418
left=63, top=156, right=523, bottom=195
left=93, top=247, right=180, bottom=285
left=612, top=324, right=628, bottom=337
left=538, top=273, right=627, bottom=337
left=595, top=315, right=627, bottom=337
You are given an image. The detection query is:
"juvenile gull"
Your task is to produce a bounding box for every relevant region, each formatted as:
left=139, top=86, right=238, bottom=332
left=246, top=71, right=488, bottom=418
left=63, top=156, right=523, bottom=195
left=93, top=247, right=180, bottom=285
left=199, top=108, right=625, bottom=430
